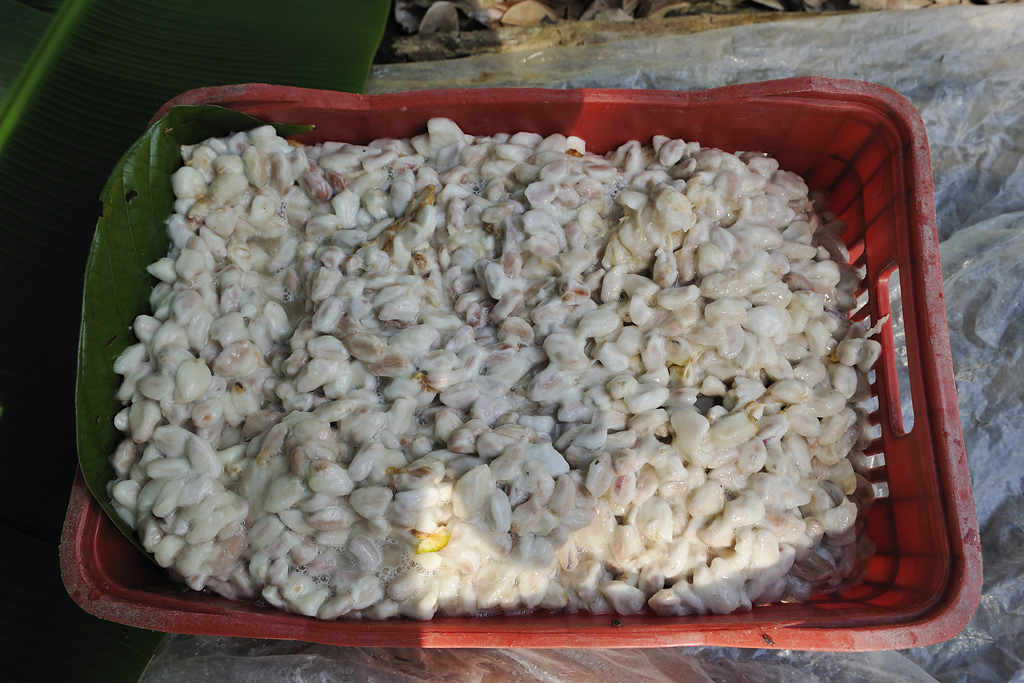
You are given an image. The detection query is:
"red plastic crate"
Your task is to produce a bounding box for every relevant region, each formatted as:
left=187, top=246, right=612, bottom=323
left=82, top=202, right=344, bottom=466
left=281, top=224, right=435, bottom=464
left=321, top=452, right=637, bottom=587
left=62, top=78, right=982, bottom=650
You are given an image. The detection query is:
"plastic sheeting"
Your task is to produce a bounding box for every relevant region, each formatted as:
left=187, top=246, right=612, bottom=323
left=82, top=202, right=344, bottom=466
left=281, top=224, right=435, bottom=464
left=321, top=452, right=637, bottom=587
left=142, top=5, right=1024, bottom=681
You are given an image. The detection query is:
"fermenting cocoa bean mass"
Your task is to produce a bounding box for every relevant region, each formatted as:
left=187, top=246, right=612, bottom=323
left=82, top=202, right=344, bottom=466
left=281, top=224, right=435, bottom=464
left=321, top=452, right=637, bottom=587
left=108, top=119, right=880, bottom=620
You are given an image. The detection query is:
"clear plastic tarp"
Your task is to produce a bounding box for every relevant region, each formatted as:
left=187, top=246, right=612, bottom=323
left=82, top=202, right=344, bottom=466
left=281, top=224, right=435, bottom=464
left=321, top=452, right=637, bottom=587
left=142, top=5, right=1024, bottom=680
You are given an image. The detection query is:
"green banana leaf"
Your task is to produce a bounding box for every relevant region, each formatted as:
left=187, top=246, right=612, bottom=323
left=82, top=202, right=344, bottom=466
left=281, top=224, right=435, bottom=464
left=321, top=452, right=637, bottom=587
left=0, top=1, right=389, bottom=680
left=0, top=521, right=166, bottom=681
left=0, top=1, right=55, bottom=103
left=0, top=0, right=389, bottom=541
left=77, top=104, right=313, bottom=548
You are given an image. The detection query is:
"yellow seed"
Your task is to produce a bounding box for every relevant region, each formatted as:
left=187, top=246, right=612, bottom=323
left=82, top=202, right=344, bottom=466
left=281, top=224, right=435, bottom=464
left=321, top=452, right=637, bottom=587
left=413, top=371, right=439, bottom=393
left=415, top=528, right=450, bottom=554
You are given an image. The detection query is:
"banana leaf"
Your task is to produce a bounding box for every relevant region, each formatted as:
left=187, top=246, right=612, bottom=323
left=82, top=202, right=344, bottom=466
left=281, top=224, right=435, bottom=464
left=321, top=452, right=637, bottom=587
left=0, top=1, right=388, bottom=680
left=0, top=1, right=55, bottom=103
left=77, top=104, right=313, bottom=548
left=0, top=0, right=389, bottom=541
left=0, top=521, right=166, bottom=681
